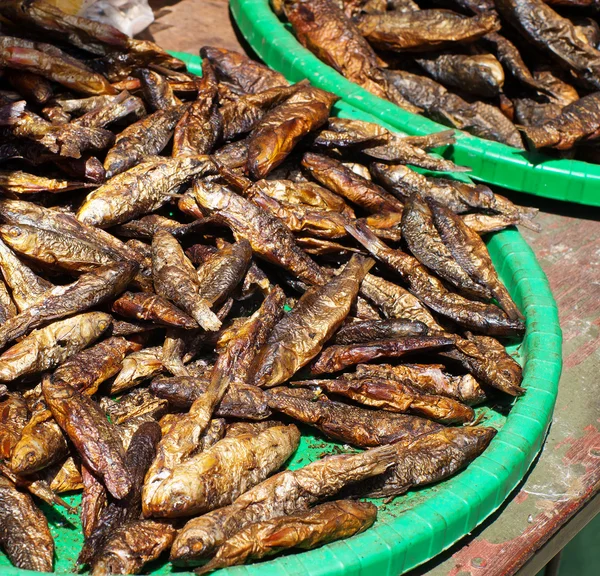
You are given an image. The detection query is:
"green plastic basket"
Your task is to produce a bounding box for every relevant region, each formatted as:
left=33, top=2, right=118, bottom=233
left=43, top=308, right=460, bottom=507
left=229, top=0, right=600, bottom=207
left=0, top=54, right=562, bottom=576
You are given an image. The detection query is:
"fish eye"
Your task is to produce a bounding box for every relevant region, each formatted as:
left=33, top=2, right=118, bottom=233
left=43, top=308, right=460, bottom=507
left=7, top=227, right=21, bottom=238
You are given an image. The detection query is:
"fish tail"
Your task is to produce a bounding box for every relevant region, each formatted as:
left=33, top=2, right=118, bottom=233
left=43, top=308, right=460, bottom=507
left=194, top=300, right=222, bottom=332
left=492, top=284, right=524, bottom=322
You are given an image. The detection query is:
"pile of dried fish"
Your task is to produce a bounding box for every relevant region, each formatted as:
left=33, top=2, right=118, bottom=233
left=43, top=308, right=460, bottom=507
left=0, top=2, right=537, bottom=574
left=278, top=0, right=600, bottom=161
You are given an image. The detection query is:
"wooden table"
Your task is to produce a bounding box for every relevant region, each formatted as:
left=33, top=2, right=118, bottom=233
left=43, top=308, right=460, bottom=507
left=142, top=2, right=600, bottom=573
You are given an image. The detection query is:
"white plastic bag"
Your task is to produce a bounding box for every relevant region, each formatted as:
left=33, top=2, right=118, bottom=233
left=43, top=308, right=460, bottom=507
left=81, top=0, right=154, bottom=37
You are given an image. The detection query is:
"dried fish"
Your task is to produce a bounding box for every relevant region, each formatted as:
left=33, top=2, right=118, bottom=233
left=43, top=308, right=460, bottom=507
left=253, top=255, right=373, bottom=387
left=112, top=291, right=197, bottom=328
left=197, top=500, right=377, bottom=574
left=170, top=443, right=397, bottom=561
left=333, top=318, right=429, bottom=344
left=265, top=387, right=443, bottom=447
left=0, top=474, right=54, bottom=572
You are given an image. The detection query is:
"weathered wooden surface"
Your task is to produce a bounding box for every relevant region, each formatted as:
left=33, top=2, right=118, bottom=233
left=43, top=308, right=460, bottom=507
left=141, top=2, right=600, bottom=573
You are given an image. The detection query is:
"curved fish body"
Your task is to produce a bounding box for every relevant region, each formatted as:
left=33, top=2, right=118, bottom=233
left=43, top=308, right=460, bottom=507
left=112, top=291, right=197, bottom=328
left=197, top=500, right=377, bottom=574
left=495, top=0, right=600, bottom=90
left=247, top=85, right=339, bottom=178
left=192, top=180, right=326, bottom=285
left=0, top=393, right=29, bottom=459
left=310, top=376, right=474, bottom=424
left=152, top=230, right=221, bottom=331
left=11, top=416, right=68, bottom=474
left=43, top=373, right=132, bottom=499
left=200, top=46, right=289, bottom=94
left=311, top=336, right=455, bottom=374
left=415, top=52, right=504, bottom=97
left=345, top=221, right=525, bottom=336
left=253, top=255, right=373, bottom=387
left=350, top=427, right=497, bottom=498
left=302, top=152, right=404, bottom=213
left=0, top=312, right=111, bottom=382
left=173, top=60, right=222, bottom=157
left=429, top=199, right=522, bottom=320
left=102, top=103, right=187, bottom=176
left=170, top=443, right=397, bottom=562
left=355, top=363, right=487, bottom=405
left=142, top=424, right=300, bottom=518
left=110, top=346, right=164, bottom=394
left=0, top=262, right=138, bottom=350
left=266, top=387, right=443, bottom=448
left=138, top=68, right=179, bottom=111
left=79, top=155, right=214, bottom=228
left=0, top=474, right=54, bottom=572
left=402, top=196, right=491, bottom=299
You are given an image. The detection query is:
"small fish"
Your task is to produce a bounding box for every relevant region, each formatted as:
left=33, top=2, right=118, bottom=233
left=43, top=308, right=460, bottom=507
left=78, top=155, right=215, bottom=227
left=0, top=170, right=94, bottom=195
left=152, top=230, right=222, bottom=331
left=173, top=60, right=222, bottom=157
left=102, top=104, right=188, bottom=177
left=349, top=427, right=497, bottom=498
left=253, top=255, right=373, bottom=387
left=333, top=318, right=429, bottom=344
left=302, top=152, right=404, bottom=213
left=265, top=387, right=443, bottom=448
left=43, top=373, right=133, bottom=499
left=311, top=336, right=455, bottom=374
left=170, top=442, right=397, bottom=562
left=200, top=46, right=289, bottom=94
left=247, top=86, right=339, bottom=178
left=0, top=312, right=112, bottom=382
left=110, top=346, right=164, bottom=394
left=112, top=291, right=197, bottom=328
left=0, top=474, right=54, bottom=572
left=355, top=10, right=500, bottom=52
left=138, top=68, right=179, bottom=111
left=0, top=393, right=29, bottom=459
left=196, top=500, right=377, bottom=574
left=142, top=423, right=300, bottom=518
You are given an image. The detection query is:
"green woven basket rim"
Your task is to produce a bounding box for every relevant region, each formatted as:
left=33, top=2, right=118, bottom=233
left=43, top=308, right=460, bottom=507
left=0, top=52, right=563, bottom=576
left=228, top=0, right=600, bottom=207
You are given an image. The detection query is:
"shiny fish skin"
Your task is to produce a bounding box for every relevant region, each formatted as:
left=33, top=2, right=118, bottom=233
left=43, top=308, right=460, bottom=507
left=11, top=416, right=68, bottom=474
left=356, top=363, right=487, bottom=405
left=112, top=291, right=197, bottom=328
left=308, top=376, right=474, bottom=424
left=103, top=104, right=188, bottom=178
left=247, top=85, right=339, bottom=178
left=110, top=346, right=164, bottom=394
left=402, top=196, right=491, bottom=299
left=142, top=424, right=300, bottom=518
left=173, top=59, right=222, bottom=157
left=0, top=475, right=54, bottom=572
left=346, top=221, right=525, bottom=336
left=253, top=255, right=373, bottom=387
left=170, top=443, right=397, bottom=561
left=302, top=152, right=404, bottom=214
left=0, top=312, right=111, bottom=382
left=200, top=46, right=289, bottom=94
left=429, top=199, right=522, bottom=321
left=221, top=83, right=302, bottom=140
left=0, top=262, right=138, bottom=350
left=349, top=427, right=497, bottom=498
left=266, top=387, right=443, bottom=448
left=495, top=0, right=600, bottom=90
left=90, top=519, right=176, bottom=576
left=138, top=68, right=179, bottom=111
left=415, top=52, right=505, bottom=98
left=311, top=336, right=455, bottom=374
left=0, top=170, right=93, bottom=194
left=284, top=0, right=418, bottom=111
left=43, top=373, right=133, bottom=499
left=333, top=318, right=429, bottom=344
left=192, top=180, right=326, bottom=286
left=355, top=10, right=500, bottom=52
left=78, top=155, right=215, bottom=227
left=152, top=230, right=221, bottom=331
left=0, top=393, right=28, bottom=459
left=519, top=93, right=600, bottom=150
left=196, top=500, right=377, bottom=574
